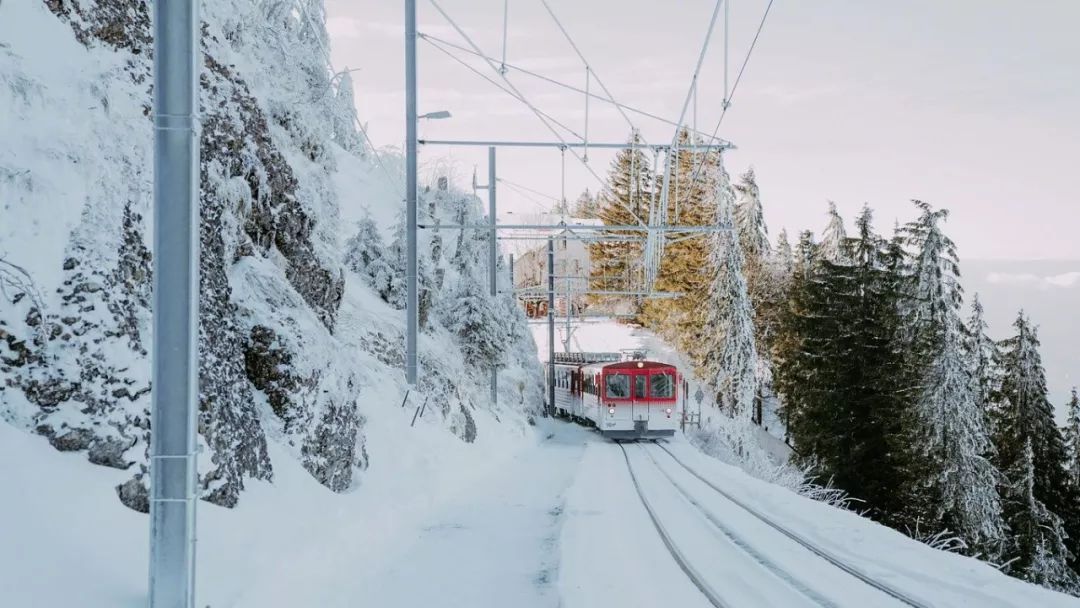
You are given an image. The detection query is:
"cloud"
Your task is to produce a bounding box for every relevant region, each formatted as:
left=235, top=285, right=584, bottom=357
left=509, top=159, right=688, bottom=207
left=985, top=271, right=1080, bottom=289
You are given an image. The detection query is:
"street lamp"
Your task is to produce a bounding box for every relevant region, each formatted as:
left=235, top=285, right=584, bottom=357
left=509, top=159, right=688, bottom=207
left=418, top=110, right=452, bottom=120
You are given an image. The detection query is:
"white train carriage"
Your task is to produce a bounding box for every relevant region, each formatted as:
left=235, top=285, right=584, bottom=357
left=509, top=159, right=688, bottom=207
left=553, top=355, right=680, bottom=440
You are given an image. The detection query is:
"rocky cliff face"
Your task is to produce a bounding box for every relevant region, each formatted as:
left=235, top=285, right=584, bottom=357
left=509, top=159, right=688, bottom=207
left=1, top=0, right=542, bottom=512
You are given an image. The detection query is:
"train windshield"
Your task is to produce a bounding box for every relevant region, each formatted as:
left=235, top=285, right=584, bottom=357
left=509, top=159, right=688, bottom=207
left=634, top=375, right=647, bottom=399
left=605, top=373, right=630, bottom=398
left=651, top=372, right=675, bottom=398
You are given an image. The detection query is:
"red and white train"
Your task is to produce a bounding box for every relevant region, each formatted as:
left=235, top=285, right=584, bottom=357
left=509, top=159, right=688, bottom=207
left=552, top=352, right=681, bottom=440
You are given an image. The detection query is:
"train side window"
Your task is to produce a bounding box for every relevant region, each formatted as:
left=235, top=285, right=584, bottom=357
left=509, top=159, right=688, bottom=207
left=634, top=374, right=647, bottom=399
left=651, top=372, right=674, bottom=398
left=605, top=374, right=629, bottom=399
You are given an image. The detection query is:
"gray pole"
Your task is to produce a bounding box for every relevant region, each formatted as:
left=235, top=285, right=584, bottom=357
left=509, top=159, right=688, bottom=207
left=405, top=0, right=419, bottom=386
left=509, top=253, right=515, bottom=284
left=488, top=146, right=497, bottom=405
left=547, top=237, right=555, bottom=416
left=149, top=0, right=200, bottom=605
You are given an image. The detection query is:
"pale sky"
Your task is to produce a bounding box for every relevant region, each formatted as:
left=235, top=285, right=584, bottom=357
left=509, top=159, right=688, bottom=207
left=325, top=0, right=1079, bottom=260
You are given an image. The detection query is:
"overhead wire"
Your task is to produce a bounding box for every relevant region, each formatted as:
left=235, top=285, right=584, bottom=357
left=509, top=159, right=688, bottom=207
left=536, top=0, right=652, bottom=147
left=684, top=0, right=776, bottom=202
left=421, top=33, right=584, bottom=140
left=417, top=33, right=729, bottom=144
left=646, top=0, right=726, bottom=290
left=426, top=0, right=648, bottom=227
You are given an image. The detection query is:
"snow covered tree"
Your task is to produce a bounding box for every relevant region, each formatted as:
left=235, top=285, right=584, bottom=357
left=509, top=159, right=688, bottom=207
left=775, top=206, right=914, bottom=526
left=995, top=312, right=1080, bottom=576
left=901, top=201, right=1005, bottom=555
left=344, top=211, right=393, bottom=299
left=818, top=201, right=849, bottom=264
left=589, top=132, right=654, bottom=304
left=571, top=188, right=599, bottom=218
left=331, top=70, right=365, bottom=155
left=385, top=210, right=436, bottom=328
left=1063, top=388, right=1080, bottom=491
left=967, top=294, right=1001, bottom=418
left=734, top=167, right=770, bottom=270
left=441, top=268, right=511, bottom=370
left=700, top=162, right=757, bottom=418
left=1005, top=439, right=1077, bottom=591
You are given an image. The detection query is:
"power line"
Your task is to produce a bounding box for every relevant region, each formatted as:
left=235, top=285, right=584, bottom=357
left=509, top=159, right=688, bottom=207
left=418, top=33, right=730, bottom=145
left=684, top=0, right=776, bottom=199
left=422, top=34, right=584, bottom=141
left=536, top=0, right=651, bottom=148
left=426, top=0, right=648, bottom=228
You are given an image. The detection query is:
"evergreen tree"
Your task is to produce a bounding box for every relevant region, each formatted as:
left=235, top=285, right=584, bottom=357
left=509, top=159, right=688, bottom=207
left=995, top=312, right=1079, bottom=577
left=1005, top=439, right=1077, bottom=590
left=819, top=201, right=849, bottom=264
left=775, top=206, right=913, bottom=525
left=571, top=188, right=599, bottom=218
left=734, top=167, right=770, bottom=270
left=332, top=70, right=365, bottom=155
left=700, top=162, right=757, bottom=418
left=901, top=201, right=1005, bottom=555
left=639, top=130, right=722, bottom=360
left=589, top=133, right=654, bottom=306
left=344, top=211, right=392, bottom=299
left=1064, top=388, right=1080, bottom=490
left=967, top=294, right=1001, bottom=418
left=441, top=267, right=510, bottom=369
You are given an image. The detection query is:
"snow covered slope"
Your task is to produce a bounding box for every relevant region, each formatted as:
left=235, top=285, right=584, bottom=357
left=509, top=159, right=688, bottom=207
left=1, top=0, right=541, bottom=514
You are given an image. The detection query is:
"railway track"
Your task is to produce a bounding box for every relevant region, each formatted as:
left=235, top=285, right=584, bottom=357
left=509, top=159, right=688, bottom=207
left=618, top=442, right=733, bottom=608
left=650, top=442, right=934, bottom=608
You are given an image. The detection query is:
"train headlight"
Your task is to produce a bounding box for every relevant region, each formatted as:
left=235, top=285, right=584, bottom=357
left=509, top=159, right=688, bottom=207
left=665, top=408, right=672, bottom=415
left=608, top=407, right=615, bottom=415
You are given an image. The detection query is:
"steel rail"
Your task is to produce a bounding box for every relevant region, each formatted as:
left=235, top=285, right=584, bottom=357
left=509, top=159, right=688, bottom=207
left=653, top=444, right=933, bottom=608
left=619, top=443, right=731, bottom=608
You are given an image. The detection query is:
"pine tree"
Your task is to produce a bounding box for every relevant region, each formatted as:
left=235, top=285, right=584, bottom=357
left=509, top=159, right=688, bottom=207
left=995, top=312, right=1079, bottom=577
left=571, top=188, right=599, bottom=218
left=700, top=162, right=757, bottom=418
left=819, top=201, right=849, bottom=264
left=639, top=130, right=722, bottom=359
left=442, top=267, right=510, bottom=369
left=1006, top=438, right=1077, bottom=590
left=589, top=133, right=654, bottom=306
left=901, top=201, right=1005, bottom=555
left=967, top=294, right=1001, bottom=418
left=1064, top=388, right=1080, bottom=490
left=734, top=167, right=770, bottom=269
left=344, top=211, right=393, bottom=299
left=775, top=206, right=914, bottom=525
left=332, top=70, right=365, bottom=155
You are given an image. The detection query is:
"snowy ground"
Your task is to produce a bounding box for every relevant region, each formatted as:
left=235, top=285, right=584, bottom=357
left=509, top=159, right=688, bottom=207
left=3, top=319, right=1074, bottom=606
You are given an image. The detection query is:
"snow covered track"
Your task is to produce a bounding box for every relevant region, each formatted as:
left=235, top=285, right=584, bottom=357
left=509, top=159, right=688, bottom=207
left=617, top=443, right=732, bottom=608
left=651, top=443, right=933, bottom=608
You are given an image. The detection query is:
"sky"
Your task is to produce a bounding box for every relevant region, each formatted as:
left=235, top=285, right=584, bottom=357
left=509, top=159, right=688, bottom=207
left=325, top=0, right=1079, bottom=261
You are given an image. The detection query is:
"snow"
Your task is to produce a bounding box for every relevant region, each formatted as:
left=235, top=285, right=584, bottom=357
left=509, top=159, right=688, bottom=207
left=4, top=398, right=1070, bottom=607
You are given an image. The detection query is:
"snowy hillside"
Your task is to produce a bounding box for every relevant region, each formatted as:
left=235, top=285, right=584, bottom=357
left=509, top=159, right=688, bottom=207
left=1, top=0, right=541, bottom=515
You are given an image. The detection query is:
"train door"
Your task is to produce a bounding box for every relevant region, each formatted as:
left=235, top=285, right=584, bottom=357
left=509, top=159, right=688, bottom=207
left=631, top=372, right=649, bottom=425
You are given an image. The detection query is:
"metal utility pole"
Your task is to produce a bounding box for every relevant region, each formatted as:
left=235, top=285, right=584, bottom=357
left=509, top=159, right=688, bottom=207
left=547, top=237, right=555, bottom=416
left=149, top=0, right=199, bottom=605
left=405, top=0, right=419, bottom=386
left=487, top=146, right=498, bottom=405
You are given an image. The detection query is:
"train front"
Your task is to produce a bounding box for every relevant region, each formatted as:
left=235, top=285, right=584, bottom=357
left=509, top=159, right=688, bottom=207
left=596, top=361, right=679, bottom=440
